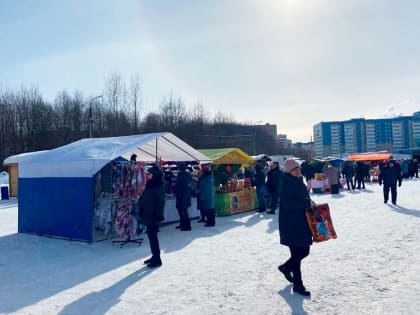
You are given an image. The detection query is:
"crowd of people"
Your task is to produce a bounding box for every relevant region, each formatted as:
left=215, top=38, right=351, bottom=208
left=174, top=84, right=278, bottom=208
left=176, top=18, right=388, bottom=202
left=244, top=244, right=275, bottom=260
left=137, top=162, right=215, bottom=269
left=136, top=156, right=418, bottom=298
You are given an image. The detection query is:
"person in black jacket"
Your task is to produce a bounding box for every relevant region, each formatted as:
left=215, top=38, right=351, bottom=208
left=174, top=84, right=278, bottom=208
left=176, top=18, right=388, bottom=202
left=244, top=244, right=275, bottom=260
left=379, top=160, right=402, bottom=205
left=278, top=159, right=312, bottom=297
left=342, top=162, right=355, bottom=190
left=174, top=162, right=192, bottom=231
left=266, top=161, right=283, bottom=214
left=254, top=163, right=267, bottom=212
left=138, top=166, right=165, bottom=268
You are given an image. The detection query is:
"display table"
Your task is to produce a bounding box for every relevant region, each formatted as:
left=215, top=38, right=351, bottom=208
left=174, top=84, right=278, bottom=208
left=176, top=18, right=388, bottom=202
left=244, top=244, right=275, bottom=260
left=309, top=180, right=330, bottom=194
left=163, top=196, right=199, bottom=223
left=215, top=189, right=257, bottom=216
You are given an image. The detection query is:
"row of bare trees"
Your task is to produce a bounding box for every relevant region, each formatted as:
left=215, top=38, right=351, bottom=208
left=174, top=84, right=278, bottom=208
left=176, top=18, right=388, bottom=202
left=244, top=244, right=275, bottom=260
left=1, top=72, right=302, bottom=169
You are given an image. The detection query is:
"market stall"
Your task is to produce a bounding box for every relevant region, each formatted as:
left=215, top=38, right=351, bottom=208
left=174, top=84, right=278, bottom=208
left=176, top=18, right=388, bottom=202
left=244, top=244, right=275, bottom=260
left=18, top=132, right=210, bottom=242
left=307, top=157, right=344, bottom=193
left=199, top=148, right=257, bottom=216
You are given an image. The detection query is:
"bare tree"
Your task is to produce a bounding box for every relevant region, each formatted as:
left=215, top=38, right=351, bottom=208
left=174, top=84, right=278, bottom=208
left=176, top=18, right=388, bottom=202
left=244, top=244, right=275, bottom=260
left=102, top=71, right=131, bottom=135
left=159, top=93, right=187, bottom=131
left=189, top=102, right=208, bottom=125
left=142, top=112, right=162, bottom=132
left=213, top=110, right=234, bottom=124
left=53, top=90, right=85, bottom=142
left=129, top=74, right=143, bottom=133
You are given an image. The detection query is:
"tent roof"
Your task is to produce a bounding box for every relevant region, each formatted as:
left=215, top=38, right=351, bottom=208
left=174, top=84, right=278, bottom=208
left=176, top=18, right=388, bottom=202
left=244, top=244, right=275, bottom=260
left=199, top=148, right=255, bottom=164
left=347, top=152, right=392, bottom=161
left=3, top=150, right=50, bottom=165
left=19, top=132, right=211, bottom=178
left=312, top=156, right=343, bottom=162
left=251, top=154, right=272, bottom=162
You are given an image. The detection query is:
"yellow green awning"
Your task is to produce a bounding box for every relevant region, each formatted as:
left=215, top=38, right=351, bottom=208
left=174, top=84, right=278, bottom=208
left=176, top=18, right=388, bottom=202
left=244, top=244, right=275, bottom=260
left=198, top=148, right=255, bottom=165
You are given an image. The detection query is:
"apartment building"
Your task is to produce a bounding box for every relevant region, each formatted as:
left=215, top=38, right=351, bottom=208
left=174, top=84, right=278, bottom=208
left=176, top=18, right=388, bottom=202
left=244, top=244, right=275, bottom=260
left=313, top=112, right=420, bottom=158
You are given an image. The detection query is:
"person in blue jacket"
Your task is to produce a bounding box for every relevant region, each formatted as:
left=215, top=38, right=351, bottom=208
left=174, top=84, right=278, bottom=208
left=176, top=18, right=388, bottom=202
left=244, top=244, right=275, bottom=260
left=197, top=164, right=215, bottom=227
left=138, top=166, right=165, bottom=268
left=278, top=159, right=312, bottom=297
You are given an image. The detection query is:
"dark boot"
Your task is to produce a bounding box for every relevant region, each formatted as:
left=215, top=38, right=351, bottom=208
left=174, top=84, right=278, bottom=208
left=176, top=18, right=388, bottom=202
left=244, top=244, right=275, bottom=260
left=205, top=209, right=215, bottom=226
left=147, top=260, right=162, bottom=268
left=143, top=257, right=153, bottom=265
left=278, top=264, right=293, bottom=283
left=293, top=283, right=311, bottom=296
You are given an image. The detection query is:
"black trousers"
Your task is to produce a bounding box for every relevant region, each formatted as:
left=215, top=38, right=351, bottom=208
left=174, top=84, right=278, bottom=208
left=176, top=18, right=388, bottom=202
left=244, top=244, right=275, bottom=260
left=146, top=224, right=161, bottom=263
left=383, top=184, right=397, bottom=203
left=204, top=208, right=215, bottom=226
left=284, top=246, right=310, bottom=285
left=177, top=206, right=191, bottom=229
left=330, top=184, right=339, bottom=194
left=356, top=177, right=365, bottom=189
left=345, top=177, right=355, bottom=190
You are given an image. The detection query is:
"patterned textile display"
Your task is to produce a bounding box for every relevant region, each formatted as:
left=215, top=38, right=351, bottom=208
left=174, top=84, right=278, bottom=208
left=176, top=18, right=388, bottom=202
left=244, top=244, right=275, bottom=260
left=112, top=161, right=146, bottom=199
left=93, top=193, right=115, bottom=237
left=114, top=200, right=138, bottom=239
left=112, top=161, right=147, bottom=239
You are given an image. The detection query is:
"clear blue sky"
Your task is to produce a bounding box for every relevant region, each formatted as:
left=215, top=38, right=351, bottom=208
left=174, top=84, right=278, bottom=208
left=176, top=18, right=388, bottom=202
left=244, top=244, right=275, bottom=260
left=1, top=0, right=420, bottom=142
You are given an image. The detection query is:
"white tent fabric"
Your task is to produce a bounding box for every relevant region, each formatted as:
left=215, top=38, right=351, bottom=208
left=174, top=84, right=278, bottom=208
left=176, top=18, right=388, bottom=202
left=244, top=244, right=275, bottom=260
left=3, top=150, right=50, bottom=165
left=19, top=132, right=210, bottom=178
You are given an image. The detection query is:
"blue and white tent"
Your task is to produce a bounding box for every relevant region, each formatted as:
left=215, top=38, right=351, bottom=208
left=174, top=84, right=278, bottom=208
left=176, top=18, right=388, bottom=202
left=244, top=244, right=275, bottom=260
left=18, top=132, right=210, bottom=242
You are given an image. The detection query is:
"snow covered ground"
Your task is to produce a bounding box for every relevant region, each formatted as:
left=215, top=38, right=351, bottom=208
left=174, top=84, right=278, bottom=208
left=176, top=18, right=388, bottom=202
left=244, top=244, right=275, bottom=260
left=1, top=178, right=420, bottom=315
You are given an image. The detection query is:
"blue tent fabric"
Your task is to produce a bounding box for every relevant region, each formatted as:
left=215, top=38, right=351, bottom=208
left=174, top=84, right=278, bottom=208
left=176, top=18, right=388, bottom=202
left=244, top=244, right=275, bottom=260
left=19, top=177, right=94, bottom=242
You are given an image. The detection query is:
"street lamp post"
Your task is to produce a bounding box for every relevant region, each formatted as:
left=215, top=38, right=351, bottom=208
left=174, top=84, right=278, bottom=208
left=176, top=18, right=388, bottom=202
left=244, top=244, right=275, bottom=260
left=89, top=95, right=103, bottom=138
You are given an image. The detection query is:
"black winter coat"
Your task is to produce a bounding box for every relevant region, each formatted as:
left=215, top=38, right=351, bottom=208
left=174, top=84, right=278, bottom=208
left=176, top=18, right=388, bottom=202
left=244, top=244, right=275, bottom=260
left=278, top=173, right=312, bottom=247
left=174, top=170, right=192, bottom=209
left=266, top=168, right=283, bottom=194
left=379, top=164, right=402, bottom=187
left=138, top=177, right=165, bottom=225
left=254, top=167, right=266, bottom=187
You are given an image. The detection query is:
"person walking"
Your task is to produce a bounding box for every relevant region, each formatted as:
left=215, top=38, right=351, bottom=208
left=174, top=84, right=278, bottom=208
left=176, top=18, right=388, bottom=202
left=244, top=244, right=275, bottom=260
left=342, top=162, right=355, bottom=190
left=379, top=160, right=402, bottom=205
left=266, top=161, right=283, bottom=214
left=138, top=166, right=165, bottom=268
left=325, top=163, right=340, bottom=194
left=355, top=161, right=367, bottom=189
left=174, top=162, right=192, bottom=231
left=254, top=163, right=267, bottom=213
left=197, top=164, right=215, bottom=227
left=277, top=159, right=312, bottom=297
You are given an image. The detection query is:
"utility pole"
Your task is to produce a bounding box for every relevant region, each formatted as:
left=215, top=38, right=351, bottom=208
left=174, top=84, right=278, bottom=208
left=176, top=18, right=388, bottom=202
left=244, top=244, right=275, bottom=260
left=89, top=95, right=103, bottom=138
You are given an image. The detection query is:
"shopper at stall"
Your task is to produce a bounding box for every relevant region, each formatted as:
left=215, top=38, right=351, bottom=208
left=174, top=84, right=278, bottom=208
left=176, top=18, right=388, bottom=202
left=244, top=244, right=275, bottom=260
left=342, top=161, right=355, bottom=190
left=278, top=159, right=312, bottom=297
left=255, top=163, right=267, bottom=213
left=174, top=162, right=192, bottom=231
left=198, top=164, right=215, bottom=227
left=266, top=161, right=283, bottom=214
left=355, top=161, right=367, bottom=189
left=379, top=160, right=402, bottom=205
left=301, top=160, right=314, bottom=183
left=325, top=163, right=340, bottom=194
left=138, top=166, right=165, bottom=268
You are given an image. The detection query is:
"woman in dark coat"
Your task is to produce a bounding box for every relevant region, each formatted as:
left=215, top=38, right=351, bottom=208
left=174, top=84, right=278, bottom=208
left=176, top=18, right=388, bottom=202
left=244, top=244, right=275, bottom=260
left=197, top=164, right=215, bottom=226
left=174, top=162, right=192, bottom=231
left=278, top=159, right=312, bottom=296
left=138, top=166, right=165, bottom=268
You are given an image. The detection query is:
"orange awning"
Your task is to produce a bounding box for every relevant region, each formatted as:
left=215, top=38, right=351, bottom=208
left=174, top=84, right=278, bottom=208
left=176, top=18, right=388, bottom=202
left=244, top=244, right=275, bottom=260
left=347, top=153, right=392, bottom=161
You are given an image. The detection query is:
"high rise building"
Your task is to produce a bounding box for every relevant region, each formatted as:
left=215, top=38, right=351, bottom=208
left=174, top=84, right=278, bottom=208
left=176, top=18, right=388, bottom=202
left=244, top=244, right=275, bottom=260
left=313, top=112, right=420, bottom=158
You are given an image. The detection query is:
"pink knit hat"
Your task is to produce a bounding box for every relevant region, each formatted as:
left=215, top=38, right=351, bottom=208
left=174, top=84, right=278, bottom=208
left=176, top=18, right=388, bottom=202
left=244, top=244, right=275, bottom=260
left=283, top=159, right=300, bottom=173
